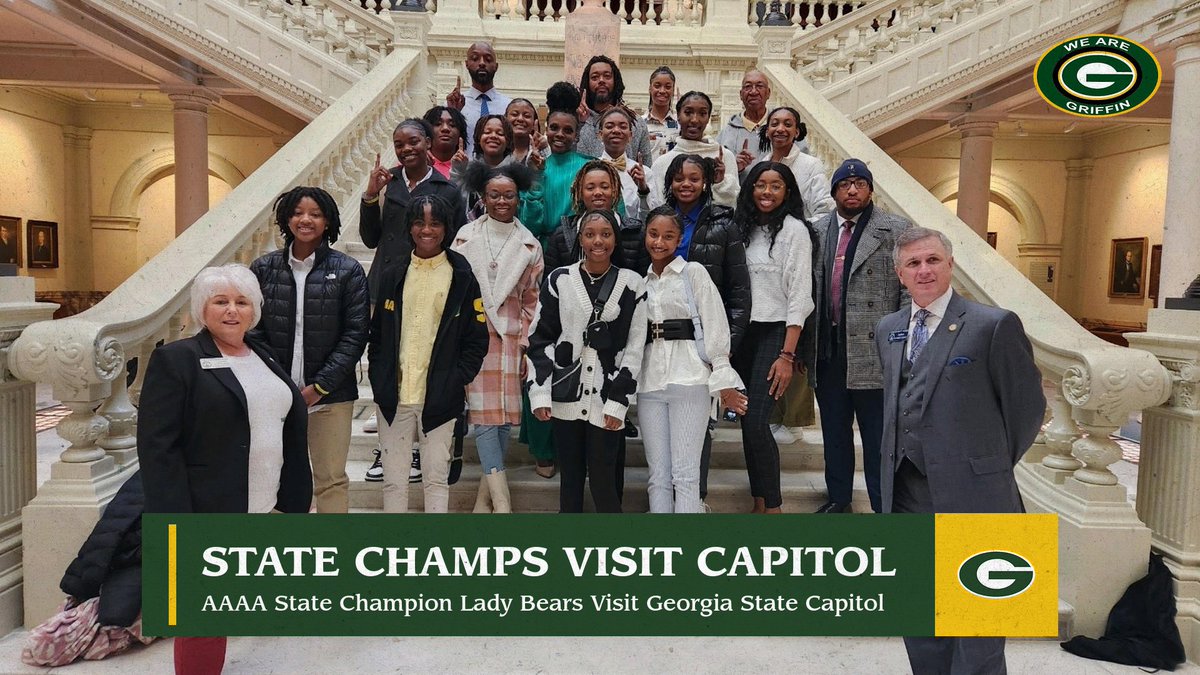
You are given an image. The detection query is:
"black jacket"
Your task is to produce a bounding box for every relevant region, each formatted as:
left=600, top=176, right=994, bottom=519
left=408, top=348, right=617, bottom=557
left=249, top=244, right=370, bottom=404
left=61, top=471, right=144, bottom=627
left=360, top=167, right=467, bottom=298
left=620, top=203, right=751, bottom=352
left=368, top=248, right=489, bottom=433
left=137, top=330, right=313, bottom=514
left=545, top=212, right=645, bottom=273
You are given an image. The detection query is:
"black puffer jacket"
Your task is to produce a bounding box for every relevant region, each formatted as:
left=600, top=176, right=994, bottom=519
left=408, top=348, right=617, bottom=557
left=546, top=212, right=645, bottom=273
left=249, top=243, right=370, bottom=404
left=60, top=471, right=143, bottom=627
left=620, top=203, right=751, bottom=352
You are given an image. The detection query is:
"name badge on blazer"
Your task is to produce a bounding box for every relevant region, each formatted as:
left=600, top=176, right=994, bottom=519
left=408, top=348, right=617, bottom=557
left=888, top=330, right=909, bottom=343
left=200, top=357, right=232, bottom=369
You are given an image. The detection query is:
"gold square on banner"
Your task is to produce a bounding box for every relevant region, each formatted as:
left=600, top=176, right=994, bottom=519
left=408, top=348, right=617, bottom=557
left=934, top=514, right=1058, bottom=637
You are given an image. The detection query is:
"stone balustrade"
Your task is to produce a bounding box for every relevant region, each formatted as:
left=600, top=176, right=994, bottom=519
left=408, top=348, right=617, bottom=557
left=244, top=0, right=395, bottom=70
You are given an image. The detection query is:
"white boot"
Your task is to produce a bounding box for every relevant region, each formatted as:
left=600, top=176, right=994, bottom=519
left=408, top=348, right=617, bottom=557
left=486, top=470, right=512, bottom=514
left=473, top=477, right=492, bottom=513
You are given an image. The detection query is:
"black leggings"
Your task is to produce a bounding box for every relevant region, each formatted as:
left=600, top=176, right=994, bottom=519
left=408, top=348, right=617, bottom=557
left=731, top=321, right=784, bottom=509
left=553, top=419, right=623, bottom=513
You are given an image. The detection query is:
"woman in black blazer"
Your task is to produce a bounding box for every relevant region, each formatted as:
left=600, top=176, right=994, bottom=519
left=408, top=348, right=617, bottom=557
left=137, top=263, right=311, bottom=673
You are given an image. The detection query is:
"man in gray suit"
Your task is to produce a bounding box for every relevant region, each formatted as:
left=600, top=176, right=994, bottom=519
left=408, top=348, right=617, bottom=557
left=876, top=226, right=1045, bottom=674
left=809, top=159, right=910, bottom=513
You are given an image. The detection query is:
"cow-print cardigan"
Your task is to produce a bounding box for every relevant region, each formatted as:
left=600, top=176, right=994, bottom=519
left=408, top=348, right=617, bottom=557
left=526, top=262, right=647, bottom=430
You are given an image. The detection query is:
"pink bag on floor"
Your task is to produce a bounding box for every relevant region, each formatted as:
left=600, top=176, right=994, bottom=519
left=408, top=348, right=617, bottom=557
left=21, top=597, right=156, bottom=667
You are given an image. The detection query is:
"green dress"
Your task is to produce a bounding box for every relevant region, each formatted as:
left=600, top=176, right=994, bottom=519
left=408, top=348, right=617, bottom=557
left=518, top=151, right=593, bottom=250
left=517, top=150, right=592, bottom=462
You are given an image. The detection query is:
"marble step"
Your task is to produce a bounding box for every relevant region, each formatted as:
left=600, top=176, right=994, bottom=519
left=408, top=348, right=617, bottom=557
left=345, top=420, right=864, bottom=471
left=345, top=461, right=869, bottom=514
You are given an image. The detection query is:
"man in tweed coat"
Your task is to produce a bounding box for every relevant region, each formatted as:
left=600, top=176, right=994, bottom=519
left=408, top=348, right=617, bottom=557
left=808, top=160, right=910, bottom=513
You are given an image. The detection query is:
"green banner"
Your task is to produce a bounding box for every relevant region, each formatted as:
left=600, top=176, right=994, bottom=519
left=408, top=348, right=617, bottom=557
left=144, top=514, right=935, bottom=637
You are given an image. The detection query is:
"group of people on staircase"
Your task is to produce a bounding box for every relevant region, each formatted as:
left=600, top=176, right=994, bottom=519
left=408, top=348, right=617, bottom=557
left=136, top=39, right=1047, bottom=674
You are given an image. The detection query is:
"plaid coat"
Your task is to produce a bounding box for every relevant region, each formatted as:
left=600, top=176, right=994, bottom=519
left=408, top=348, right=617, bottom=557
left=452, top=216, right=544, bottom=425
left=808, top=202, right=911, bottom=390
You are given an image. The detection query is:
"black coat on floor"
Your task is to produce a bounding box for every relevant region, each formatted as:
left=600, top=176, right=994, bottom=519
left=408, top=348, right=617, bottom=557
left=59, top=471, right=144, bottom=627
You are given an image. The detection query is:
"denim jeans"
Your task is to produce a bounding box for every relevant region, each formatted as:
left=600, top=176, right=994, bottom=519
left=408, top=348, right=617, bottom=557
left=474, top=423, right=512, bottom=473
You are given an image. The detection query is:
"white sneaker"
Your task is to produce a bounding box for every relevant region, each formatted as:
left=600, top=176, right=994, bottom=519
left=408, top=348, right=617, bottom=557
left=365, top=449, right=383, bottom=482
left=770, top=423, right=796, bottom=445
left=362, top=413, right=378, bottom=433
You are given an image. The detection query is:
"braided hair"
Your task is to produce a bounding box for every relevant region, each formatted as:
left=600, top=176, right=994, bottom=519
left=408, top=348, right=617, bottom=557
left=569, top=159, right=624, bottom=214
left=273, top=186, right=342, bottom=245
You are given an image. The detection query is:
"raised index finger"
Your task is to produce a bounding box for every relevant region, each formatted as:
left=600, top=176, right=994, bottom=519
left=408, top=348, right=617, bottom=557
left=455, top=75, right=462, bottom=91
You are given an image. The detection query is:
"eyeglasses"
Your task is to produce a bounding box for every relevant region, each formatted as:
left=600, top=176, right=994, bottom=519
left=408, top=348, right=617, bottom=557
left=485, top=191, right=519, bottom=202
left=741, top=83, right=769, bottom=91
left=835, top=178, right=870, bottom=192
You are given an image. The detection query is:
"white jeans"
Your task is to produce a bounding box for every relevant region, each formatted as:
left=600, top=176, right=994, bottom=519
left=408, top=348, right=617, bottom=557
left=638, top=383, right=710, bottom=513
left=378, top=404, right=455, bottom=513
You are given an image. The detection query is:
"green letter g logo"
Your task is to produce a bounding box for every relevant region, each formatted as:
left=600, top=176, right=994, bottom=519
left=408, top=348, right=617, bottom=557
left=957, top=551, right=1035, bottom=599
left=1058, top=52, right=1137, bottom=101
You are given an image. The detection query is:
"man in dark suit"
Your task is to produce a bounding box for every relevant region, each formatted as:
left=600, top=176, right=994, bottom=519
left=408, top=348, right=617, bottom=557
left=808, top=159, right=911, bottom=513
left=0, top=223, right=17, bottom=264
left=875, top=226, right=1045, bottom=674
left=32, top=230, right=51, bottom=263
left=1114, top=249, right=1141, bottom=294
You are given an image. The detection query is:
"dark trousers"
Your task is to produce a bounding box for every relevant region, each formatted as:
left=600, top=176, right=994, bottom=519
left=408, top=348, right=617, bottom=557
left=553, top=418, right=622, bottom=513
left=894, top=459, right=1007, bottom=674
left=699, top=426, right=712, bottom=499
left=731, top=322, right=784, bottom=509
left=815, top=346, right=884, bottom=511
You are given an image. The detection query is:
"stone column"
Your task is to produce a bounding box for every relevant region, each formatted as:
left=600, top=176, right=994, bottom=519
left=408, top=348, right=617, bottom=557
left=165, top=88, right=219, bottom=236
left=1058, top=159, right=1094, bottom=316
left=0, top=278, right=58, bottom=632
left=1127, top=310, right=1200, bottom=658
left=950, top=117, right=998, bottom=238
left=1161, top=34, right=1200, bottom=299
left=61, top=127, right=93, bottom=292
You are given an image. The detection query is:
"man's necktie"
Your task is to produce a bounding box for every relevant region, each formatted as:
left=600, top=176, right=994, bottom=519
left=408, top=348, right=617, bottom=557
left=479, top=93, right=490, bottom=117
left=830, top=221, right=853, bottom=325
left=909, top=309, right=931, bottom=363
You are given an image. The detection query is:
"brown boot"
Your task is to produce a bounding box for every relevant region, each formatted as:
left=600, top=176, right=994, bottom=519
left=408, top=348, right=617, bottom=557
left=486, top=470, right=512, bottom=514
left=473, top=476, right=492, bottom=513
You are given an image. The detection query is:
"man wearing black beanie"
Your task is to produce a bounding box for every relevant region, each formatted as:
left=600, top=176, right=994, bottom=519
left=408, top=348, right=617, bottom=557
left=806, top=158, right=911, bottom=514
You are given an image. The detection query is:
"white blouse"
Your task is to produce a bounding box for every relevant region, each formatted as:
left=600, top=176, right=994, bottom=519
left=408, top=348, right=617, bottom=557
left=745, top=214, right=815, bottom=326
left=753, top=146, right=836, bottom=226
left=226, top=351, right=294, bottom=514
left=641, top=257, right=743, bottom=395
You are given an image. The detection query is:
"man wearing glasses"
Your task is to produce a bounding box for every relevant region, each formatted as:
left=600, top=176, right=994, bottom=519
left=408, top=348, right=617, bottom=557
left=717, top=70, right=772, bottom=181
left=806, top=159, right=911, bottom=514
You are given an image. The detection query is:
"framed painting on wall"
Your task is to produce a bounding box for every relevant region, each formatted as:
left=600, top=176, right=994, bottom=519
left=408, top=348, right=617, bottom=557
left=1108, top=237, right=1147, bottom=299
left=0, top=215, right=20, bottom=266
left=27, top=220, right=59, bottom=269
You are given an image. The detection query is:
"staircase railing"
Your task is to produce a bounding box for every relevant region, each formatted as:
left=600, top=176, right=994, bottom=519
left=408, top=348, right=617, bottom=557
left=6, top=45, right=424, bottom=469
left=81, top=0, right=397, bottom=117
